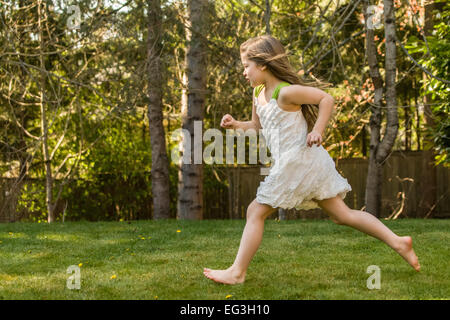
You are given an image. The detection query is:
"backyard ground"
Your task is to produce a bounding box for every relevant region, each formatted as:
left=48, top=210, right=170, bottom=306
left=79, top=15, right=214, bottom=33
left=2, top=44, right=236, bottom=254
left=0, top=218, right=448, bottom=300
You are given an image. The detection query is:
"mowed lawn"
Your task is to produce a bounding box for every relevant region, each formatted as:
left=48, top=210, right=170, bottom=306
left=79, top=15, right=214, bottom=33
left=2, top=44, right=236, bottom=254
left=0, top=218, right=448, bottom=300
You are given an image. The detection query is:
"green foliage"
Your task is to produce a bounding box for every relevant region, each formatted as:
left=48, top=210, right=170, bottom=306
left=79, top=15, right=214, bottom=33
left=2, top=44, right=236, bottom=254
left=405, top=2, right=450, bottom=166
left=62, top=117, right=154, bottom=221
left=17, top=182, right=48, bottom=223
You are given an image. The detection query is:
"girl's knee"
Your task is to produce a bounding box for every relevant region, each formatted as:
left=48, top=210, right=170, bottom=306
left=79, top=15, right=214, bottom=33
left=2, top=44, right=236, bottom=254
left=332, top=210, right=356, bottom=225
left=246, top=200, right=276, bottom=221
left=246, top=207, right=265, bottom=221
left=317, top=196, right=353, bottom=225
left=330, top=216, right=344, bottom=225
left=332, top=216, right=350, bottom=225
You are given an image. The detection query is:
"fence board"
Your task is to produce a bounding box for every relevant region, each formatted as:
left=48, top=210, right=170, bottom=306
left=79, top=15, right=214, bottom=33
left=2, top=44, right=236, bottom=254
left=1, top=151, right=449, bottom=222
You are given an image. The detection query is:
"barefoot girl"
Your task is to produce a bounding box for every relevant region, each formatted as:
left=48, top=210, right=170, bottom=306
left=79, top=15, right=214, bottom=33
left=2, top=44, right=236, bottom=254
left=203, top=35, right=420, bottom=285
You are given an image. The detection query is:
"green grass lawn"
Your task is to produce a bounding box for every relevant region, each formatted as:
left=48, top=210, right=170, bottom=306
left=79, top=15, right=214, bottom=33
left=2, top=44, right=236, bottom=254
left=0, top=218, right=448, bottom=300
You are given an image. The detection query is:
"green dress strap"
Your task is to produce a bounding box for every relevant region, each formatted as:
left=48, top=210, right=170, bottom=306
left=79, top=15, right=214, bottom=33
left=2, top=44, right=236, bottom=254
left=254, top=82, right=290, bottom=100
left=255, top=84, right=264, bottom=98
left=271, top=81, right=291, bottom=100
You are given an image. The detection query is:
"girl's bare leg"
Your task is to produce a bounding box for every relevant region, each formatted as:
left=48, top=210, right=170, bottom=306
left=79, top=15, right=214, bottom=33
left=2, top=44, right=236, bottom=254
left=203, top=199, right=277, bottom=284
left=316, top=195, right=420, bottom=271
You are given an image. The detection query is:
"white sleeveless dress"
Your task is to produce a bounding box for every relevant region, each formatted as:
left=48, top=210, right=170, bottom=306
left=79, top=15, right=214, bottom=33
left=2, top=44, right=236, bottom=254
left=254, top=86, right=352, bottom=211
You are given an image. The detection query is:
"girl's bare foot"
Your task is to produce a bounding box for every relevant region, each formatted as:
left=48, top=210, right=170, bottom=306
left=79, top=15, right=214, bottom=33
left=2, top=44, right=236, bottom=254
left=203, top=267, right=246, bottom=285
left=395, top=236, right=421, bottom=272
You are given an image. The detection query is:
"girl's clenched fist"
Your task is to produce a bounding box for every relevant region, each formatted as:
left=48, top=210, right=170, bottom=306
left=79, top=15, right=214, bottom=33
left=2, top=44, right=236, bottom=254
left=220, top=114, right=236, bottom=129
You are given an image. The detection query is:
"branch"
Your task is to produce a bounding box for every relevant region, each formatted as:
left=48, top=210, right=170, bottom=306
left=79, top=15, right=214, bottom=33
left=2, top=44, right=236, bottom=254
left=396, top=34, right=450, bottom=85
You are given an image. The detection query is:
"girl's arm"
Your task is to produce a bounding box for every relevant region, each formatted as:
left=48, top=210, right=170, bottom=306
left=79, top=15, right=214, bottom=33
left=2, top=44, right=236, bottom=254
left=233, top=87, right=262, bottom=131
left=280, top=85, right=335, bottom=135
left=312, top=96, right=335, bottom=135
left=234, top=120, right=259, bottom=131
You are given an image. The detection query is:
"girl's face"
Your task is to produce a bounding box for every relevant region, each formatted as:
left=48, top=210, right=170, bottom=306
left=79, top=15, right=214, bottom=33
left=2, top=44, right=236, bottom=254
left=241, top=54, right=265, bottom=87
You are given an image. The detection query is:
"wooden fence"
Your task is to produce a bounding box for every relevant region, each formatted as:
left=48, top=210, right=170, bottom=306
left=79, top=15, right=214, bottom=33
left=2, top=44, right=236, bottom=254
left=1, top=150, right=449, bottom=222
left=204, top=150, right=450, bottom=220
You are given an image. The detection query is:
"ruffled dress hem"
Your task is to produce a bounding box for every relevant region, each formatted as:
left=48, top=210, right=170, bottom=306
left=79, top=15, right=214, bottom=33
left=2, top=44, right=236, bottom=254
left=256, top=184, right=352, bottom=211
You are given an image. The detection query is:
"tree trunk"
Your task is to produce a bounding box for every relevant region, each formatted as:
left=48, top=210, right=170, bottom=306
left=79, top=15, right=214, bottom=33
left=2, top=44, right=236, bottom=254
left=378, top=0, right=399, bottom=158
left=178, top=0, right=208, bottom=220
left=363, top=0, right=385, bottom=217
left=147, top=0, right=171, bottom=220
left=363, top=0, right=400, bottom=218
left=37, top=0, right=55, bottom=223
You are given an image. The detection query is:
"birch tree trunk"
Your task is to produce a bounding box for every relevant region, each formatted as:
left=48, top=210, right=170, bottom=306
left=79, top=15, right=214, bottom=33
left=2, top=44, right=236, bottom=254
left=147, top=0, right=171, bottom=220
left=363, top=0, right=399, bottom=217
left=178, top=0, right=208, bottom=220
left=379, top=0, right=399, bottom=160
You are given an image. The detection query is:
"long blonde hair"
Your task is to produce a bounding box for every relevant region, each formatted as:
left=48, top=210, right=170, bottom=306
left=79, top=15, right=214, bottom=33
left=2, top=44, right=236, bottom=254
left=240, top=35, right=332, bottom=132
